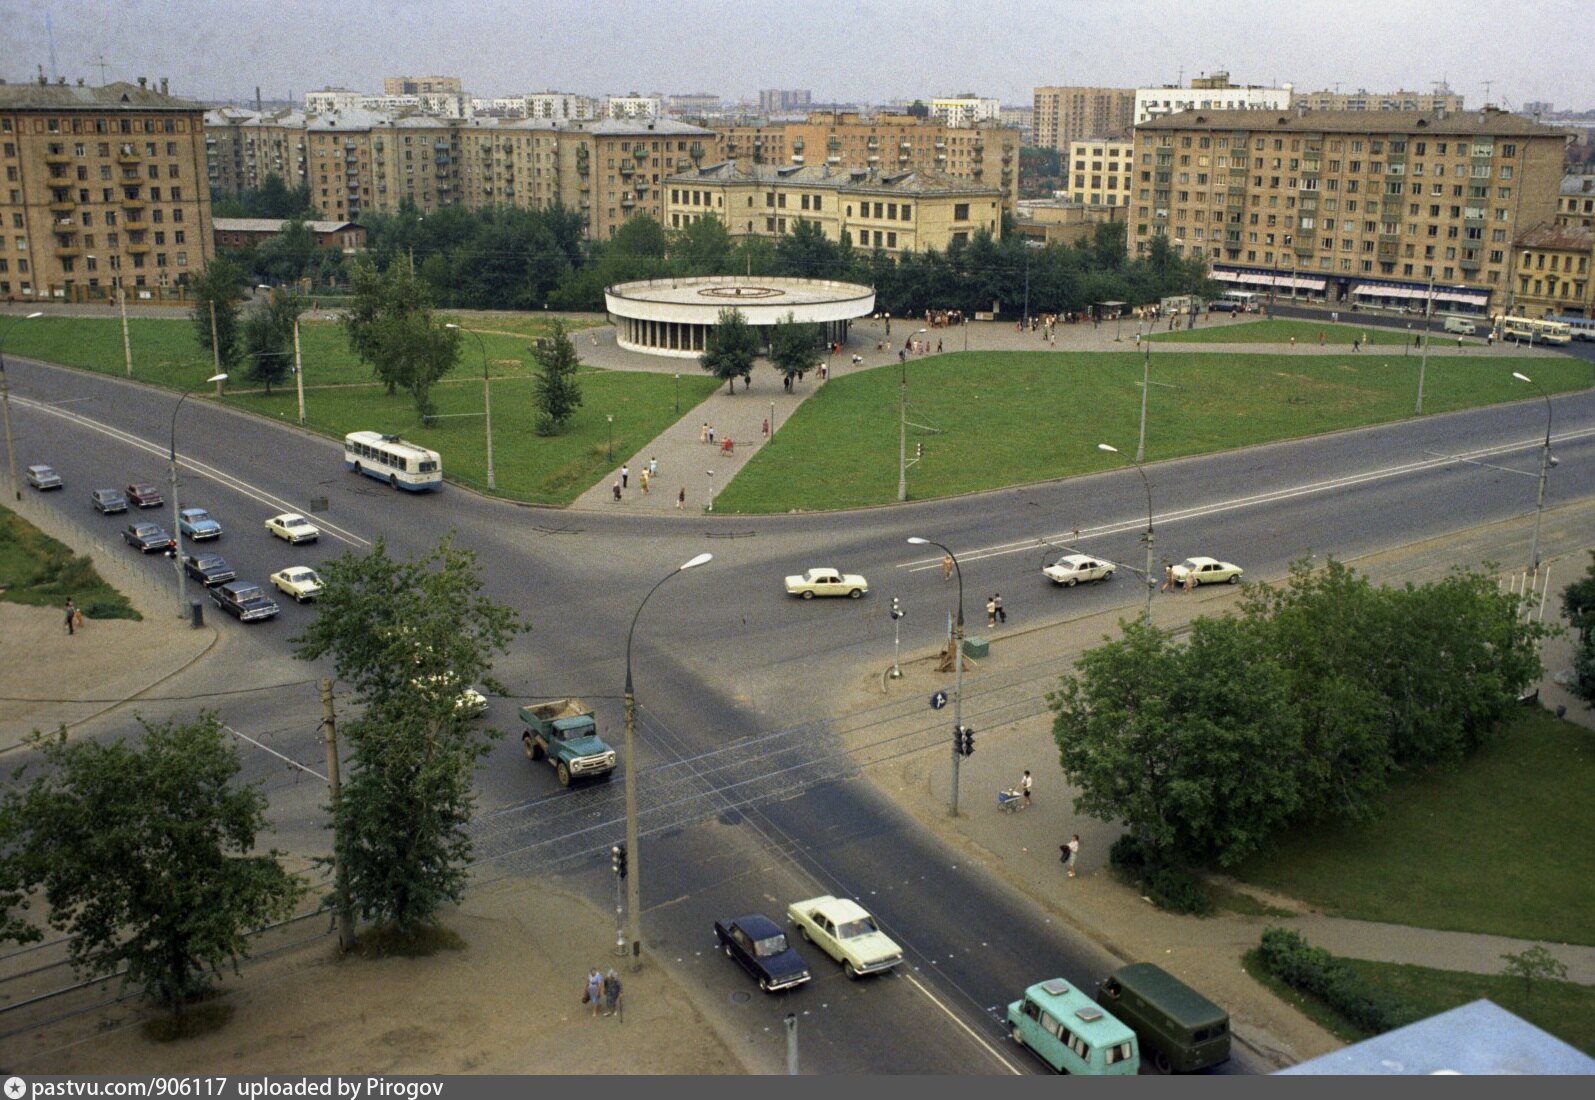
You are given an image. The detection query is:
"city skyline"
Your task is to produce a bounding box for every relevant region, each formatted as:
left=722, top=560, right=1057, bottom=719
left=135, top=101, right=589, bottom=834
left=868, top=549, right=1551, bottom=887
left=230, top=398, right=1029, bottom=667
left=2, top=0, right=1591, bottom=112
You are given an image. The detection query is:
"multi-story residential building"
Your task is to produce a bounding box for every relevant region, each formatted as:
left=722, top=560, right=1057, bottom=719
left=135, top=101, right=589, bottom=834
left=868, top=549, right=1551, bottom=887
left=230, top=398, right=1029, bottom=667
left=383, top=76, right=462, bottom=96
left=759, top=89, right=811, bottom=115
left=1510, top=221, right=1594, bottom=317
left=1293, top=86, right=1466, bottom=114
left=304, top=88, right=363, bottom=114
left=1134, top=74, right=1292, bottom=125
left=1129, top=107, right=1569, bottom=313
left=1032, top=86, right=1137, bottom=153
left=1556, top=174, right=1595, bottom=226
left=999, top=104, right=1034, bottom=146
left=713, top=111, right=1021, bottom=210
left=606, top=95, right=662, bottom=120
left=929, top=97, right=1001, bottom=128
left=523, top=92, right=600, bottom=122
left=1066, top=138, right=1133, bottom=206
left=668, top=94, right=721, bottom=117
left=665, top=162, right=1003, bottom=253
left=1, top=76, right=214, bottom=301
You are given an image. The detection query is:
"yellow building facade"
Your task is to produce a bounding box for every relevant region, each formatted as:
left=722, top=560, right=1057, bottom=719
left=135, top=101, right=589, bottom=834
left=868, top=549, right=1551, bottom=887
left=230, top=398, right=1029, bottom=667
left=1065, top=138, right=1132, bottom=206
left=1510, top=222, right=1594, bottom=318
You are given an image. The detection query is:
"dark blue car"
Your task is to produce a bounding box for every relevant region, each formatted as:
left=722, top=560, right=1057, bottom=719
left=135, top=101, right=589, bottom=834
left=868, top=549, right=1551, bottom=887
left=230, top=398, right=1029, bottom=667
left=713, top=913, right=811, bottom=993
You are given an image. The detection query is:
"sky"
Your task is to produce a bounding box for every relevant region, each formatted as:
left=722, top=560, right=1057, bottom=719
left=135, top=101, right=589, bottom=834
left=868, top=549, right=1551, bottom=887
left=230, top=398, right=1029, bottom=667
left=2, top=0, right=1591, bottom=112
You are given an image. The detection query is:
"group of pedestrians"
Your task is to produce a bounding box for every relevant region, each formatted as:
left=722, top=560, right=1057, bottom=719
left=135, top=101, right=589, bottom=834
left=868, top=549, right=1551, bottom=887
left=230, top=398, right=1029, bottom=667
left=584, top=967, right=623, bottom=1018
left=985, top=593, right=1006, bottom=628
left=1010, top=767, right=1082, bottom=878
left=1159, top=564, right=1196, bottom=594
left=611, top=457, right=668, bottom=505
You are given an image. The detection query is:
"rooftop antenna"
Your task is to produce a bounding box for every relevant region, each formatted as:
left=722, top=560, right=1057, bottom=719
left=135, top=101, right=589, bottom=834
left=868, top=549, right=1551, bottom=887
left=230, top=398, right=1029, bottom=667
left=1482, top=79, right=1493, bottom=106
left=46, top=12, right=58, bottom=82
left=95, top=54, right=108, bottom=84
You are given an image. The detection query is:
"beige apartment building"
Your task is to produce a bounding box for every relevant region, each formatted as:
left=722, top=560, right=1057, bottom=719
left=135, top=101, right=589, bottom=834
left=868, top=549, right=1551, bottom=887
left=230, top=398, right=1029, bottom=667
left=383, top=76, right=462, bottom=96
left=1556, top=174, right=1595, bottom=227
left=1292, top=88, right=1466, bottom=114
left=665, top=162, right=1003, bottom=254
left=1032, top=86, right=1136, bottom=153
left=1, top=77, right=214, bottom=302
left=1130, top=108, right=1569, bottom=313
left=712, top=112, right=1020, bottom=210
left=1510, top=221, right=1594, bottom=318
left=1065, top=138, right=1132, bottom=206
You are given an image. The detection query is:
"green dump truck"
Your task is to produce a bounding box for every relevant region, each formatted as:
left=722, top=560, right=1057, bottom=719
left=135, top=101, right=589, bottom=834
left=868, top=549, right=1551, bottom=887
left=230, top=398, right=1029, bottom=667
left=518, top=698, right=617, bottom=786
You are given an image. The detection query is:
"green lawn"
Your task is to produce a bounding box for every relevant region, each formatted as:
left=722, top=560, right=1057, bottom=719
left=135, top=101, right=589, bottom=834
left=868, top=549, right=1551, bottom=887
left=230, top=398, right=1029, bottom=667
left=712, top=349, right=1593, bottom=512
left=1229, top=708, right=1595, bottom=945
left=0, top=508, right=139, bottom=620
left=1153, top=318, right=1476, bottom=346
left=8, top=315, right=1591, bottom=511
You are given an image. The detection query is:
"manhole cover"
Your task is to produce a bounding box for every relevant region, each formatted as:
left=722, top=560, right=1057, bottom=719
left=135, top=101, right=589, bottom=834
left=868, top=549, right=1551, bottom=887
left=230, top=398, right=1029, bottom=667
left=731, top=990, right=752, bottom=1004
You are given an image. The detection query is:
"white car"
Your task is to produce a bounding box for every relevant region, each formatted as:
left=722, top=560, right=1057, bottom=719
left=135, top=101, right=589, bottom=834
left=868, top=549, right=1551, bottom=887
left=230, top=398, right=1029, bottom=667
left=1043, top=553, right=1116, bottom=587
left=1171, top=556, right=1244, bottom=587
left=786, top=895, right=904, bottom=978
left=265, top=512, right=320, bottom=544
left=269, top=566, right=324, bottom=603
left=784, top=567, right=869, bottom=599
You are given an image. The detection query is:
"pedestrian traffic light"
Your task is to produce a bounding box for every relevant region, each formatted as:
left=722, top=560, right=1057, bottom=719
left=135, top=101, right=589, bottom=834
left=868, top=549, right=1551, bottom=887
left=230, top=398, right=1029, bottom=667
left=890, top=596, right=902, bottom=620
left=611, top=843, right=627, bottom=878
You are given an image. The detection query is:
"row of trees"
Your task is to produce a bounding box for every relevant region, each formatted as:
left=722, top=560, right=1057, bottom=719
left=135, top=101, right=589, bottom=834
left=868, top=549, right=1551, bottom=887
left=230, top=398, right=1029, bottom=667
left=0, top=536, right=518, bottom=1014
left=1049, top=558, right=1548, bottom=870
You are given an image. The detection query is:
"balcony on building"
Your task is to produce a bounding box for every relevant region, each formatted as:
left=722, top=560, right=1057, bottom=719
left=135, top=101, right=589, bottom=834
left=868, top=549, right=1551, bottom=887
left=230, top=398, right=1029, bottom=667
left=116, top=146, right=141, bottom=165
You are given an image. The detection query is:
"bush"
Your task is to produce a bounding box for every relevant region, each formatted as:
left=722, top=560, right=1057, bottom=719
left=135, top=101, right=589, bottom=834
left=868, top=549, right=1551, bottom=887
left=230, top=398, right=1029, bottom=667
left=1109, top=833, right=1149, bottom=871
left=1257, top=928, right=1419, bottom=1034
left=1143, top=864, right=1213, bottom=916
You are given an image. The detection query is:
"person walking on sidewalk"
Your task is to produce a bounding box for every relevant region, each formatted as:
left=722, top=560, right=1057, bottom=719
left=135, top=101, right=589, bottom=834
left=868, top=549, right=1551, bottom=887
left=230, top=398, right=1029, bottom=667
left=677, top=486, right=686, bottom=510
left=620, top=463, right=630, bottom=489
left=1020, top=769, right=1032, bottom=808
left=586, top=967, right=603, bottom=1018
left=700, top=423, right=709, bottom=444
left=639, top=468, right=650, bottom=494
left=649, top=456, right=658, bottom=477
left=986, top=595, right=997, bottom=628
left=602, top=969, right=623, bottom=1018
left=612, top=481, right=622, bottom=503
left=994, top=593, right=1005, bottom=624
left=64, top=597, right=77, bottom=636
left=1061, top=835, right=1080, bottom=877
left=1160, top=563, right=1176, bottom=593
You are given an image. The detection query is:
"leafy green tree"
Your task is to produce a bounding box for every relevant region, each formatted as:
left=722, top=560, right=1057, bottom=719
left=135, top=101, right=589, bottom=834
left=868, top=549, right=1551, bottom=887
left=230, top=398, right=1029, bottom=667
left=381, top=308, right=461, bottom=421
left=210, top=173, right=317, bottom=219
left=241, top=289, right=304, bottom=394
left=700, top=307, right=760, bottom=393
left=531, top=319, right=583, bottom=434
left=1048, top=617, right=1302, bottom=867
left=768, top=311, right=819, bottom=389
left=342, top=259, right=456, bottom=414
left=1500, top=944, right=1569, bottom=996
left=0, top=715, right=303, bottom=1010
left=292, top=535, right=521, bottom=935
left=775, top=219, right=843, bottom=278
left=1561, top=552, right=1595, bottom=709
left=190, top=255, right=245, bottom=372
left=610, top=213, right=669, bottom=259
left=671, top=214, right=733, bottom=274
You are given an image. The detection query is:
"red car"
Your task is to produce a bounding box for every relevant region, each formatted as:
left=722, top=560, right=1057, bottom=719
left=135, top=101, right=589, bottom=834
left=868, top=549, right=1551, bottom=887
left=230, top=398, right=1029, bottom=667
left=126, top=481, right=164, bottom=508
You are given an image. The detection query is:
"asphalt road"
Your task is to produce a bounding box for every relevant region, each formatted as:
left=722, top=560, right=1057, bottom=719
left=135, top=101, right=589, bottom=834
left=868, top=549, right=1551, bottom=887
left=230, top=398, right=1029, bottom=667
left=6, top=351, right=1592, bottom=1073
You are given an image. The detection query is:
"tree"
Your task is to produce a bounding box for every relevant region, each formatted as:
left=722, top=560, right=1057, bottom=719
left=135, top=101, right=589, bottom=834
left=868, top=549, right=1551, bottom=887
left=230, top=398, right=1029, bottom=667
left=190, top=255, right=245, bottom=372
left=292, top=535, right=522, bottom=935
left=671, top=214, right=733, bottom=275
left=531, top=319, right=583, bottom=434
left=1500, top=945, right=1569, bottom=996
left=768, top=311, right=819, bottom=390
left=0, top=715, right=303, bottom=1011
left=700, top=307, right=760, bottom=393
left=1047, top=617, right=1303, bottom=867
left=241, top=289, right=304, bottom=394
left=342, top=259, right=458, bottom=415
left=1562, top=552, right=1595, bottom=708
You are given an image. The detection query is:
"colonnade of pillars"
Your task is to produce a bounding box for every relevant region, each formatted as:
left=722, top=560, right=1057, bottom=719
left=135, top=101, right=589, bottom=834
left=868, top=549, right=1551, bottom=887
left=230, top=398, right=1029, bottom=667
left=614, top=317, right=852, bottom=353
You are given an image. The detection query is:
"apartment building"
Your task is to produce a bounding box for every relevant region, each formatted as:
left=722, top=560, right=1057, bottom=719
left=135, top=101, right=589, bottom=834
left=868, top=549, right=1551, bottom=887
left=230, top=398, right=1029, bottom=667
left=929, top=97, right=1001, bottom=128
left=1557, top=174, right=1595, bottom=227
left=1510, top=221, right=1594, bottom=317
left=1065, top=138, right=1133, bottom=206
left=665, top=162, right=1003, bottom=254
left=1031, top=86, right=1136, bottom=153
left=606, top=95, right=662, bottom=120
left=1134, top=75, right=1292, bottom=125
left=383, top=76, right=462, bottom=96
left=1129, top=107, right=1569, bottom=313
left=713, top=111, right=1020, bottom=209
left=759, top=90, right=811, bottom=114
left=1293, top=87, right=1465, bottom=114
left=1, top=76, right=214, bottom=301
left=524, top=92, right=600, bottom=122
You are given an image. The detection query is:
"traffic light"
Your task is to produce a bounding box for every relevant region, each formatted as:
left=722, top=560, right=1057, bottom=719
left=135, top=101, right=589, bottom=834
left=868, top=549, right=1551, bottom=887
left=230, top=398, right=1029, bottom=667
left=611, top=843, right=627, bottom=879
left=890, top=596, right=903, bottom=620
left=954, top=725, right=976, bottom=757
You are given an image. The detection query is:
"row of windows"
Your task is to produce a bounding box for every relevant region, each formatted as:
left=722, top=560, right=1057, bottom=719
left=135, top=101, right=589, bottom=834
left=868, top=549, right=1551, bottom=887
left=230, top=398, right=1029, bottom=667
left=1, top=116, right=187, bottom=135
left=27, top=161, right=184, bottom=183
left=1146, top=133, right=1515, bottom=159
left=1519, top=277, right=1588, bottom=299
left=1520, top=252, right=1589, bottom=273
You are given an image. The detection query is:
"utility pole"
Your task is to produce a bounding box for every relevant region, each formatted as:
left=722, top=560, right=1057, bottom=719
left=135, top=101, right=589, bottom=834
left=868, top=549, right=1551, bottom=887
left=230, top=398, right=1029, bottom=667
left=293, top=315, right=305, bottom=424
left=209, top=300, right=223, bottom=396
left=897, top=359, right=908, bottom=502
left=321, top=678, right=356, bottom=954
left=119, top=284, right=133, bottom=377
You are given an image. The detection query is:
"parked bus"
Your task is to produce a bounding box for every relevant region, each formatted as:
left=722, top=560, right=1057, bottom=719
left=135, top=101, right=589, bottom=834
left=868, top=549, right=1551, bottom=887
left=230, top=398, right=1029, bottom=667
left=1546, top=315, right=1595, bottom=341
left=343, top=431, right=443, bottom=491
left=1496, top=316, right=1572, bottom=345
left=1210, top=290, right=1259, bottom=313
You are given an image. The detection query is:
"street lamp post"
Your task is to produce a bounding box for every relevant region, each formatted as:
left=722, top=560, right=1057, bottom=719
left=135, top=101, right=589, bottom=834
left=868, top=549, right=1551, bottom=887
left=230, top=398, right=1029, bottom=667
left=1513, top=372, right=1554, bottom=572
left=623, top=552, right=712, bottom=970
left=706, top=468, right=715, bottom=512
left=674, top=372, right=680, bottom=414
left=1415, top=273, right=1436, bottom=415
left=907, top=536, right=967, bottom=816
left=898, top=329, right=928, bottom=502
left=171, top=373, right=228, bottom=617
left=1098, top=444, right=1155, bottom=622
left=118, top=283, right=133, bottom=377
left=445, top=324, right=494, bottom=490
left=1135, top=337, right=1151, bottom=464
left=607, top=414, right=614, bottom=463
left=0, top=311, right=45, bottom=501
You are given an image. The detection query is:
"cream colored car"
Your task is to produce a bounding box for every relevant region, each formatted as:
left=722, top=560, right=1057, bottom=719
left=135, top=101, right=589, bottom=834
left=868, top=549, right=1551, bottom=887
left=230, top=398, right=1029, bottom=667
left=786, top=895, right=903, bottom=978
left=784, top=568, right=869, bottom=599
